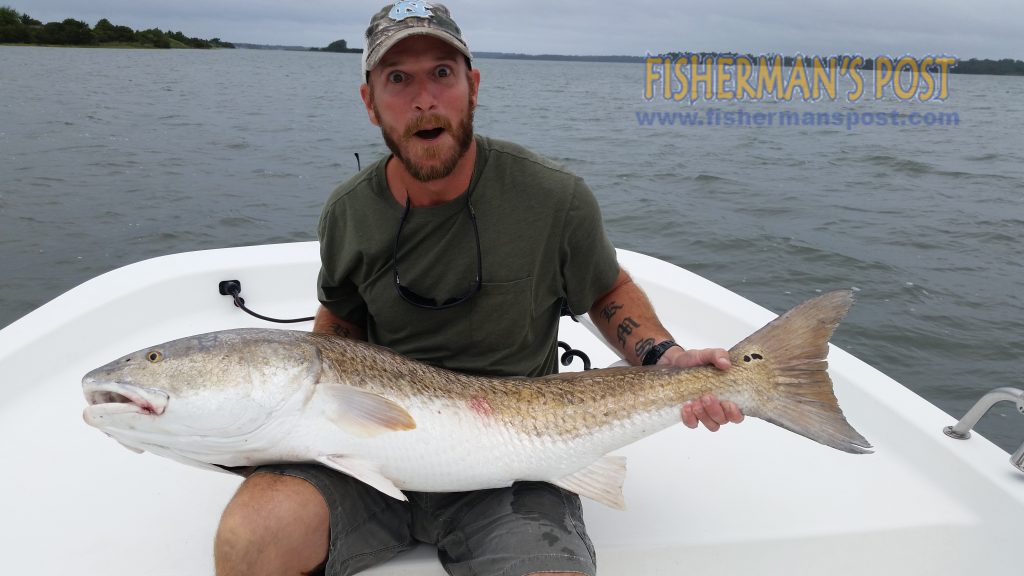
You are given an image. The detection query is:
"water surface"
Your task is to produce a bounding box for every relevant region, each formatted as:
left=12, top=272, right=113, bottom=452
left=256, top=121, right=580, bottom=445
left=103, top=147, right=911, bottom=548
left=1, top=46, right=1022, bottom=452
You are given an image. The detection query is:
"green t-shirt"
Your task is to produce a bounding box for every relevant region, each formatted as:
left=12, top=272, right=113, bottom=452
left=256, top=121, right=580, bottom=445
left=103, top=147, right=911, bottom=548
left=317, top=135, right=619, bottom=377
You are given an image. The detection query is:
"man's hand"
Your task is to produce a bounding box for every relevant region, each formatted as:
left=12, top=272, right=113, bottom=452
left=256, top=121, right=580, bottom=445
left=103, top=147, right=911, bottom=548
left=661, top=346, right=745, bottom=431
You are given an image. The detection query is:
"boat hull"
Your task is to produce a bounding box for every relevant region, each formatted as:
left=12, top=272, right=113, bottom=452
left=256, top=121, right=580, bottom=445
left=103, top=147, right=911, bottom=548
left=1, top=242, right=1020, bottom=575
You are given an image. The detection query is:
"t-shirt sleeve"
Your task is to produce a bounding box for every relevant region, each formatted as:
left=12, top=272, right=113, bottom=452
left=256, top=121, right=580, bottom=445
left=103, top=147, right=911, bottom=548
left=561, top=177, right=620, bottom=316
left=317, top=201, right=369, bottom=327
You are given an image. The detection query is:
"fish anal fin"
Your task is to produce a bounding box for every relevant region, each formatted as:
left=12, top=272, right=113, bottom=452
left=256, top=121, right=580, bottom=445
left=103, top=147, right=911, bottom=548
left=317, top=455, right=408, bottom=502
left=553, top=455, right=627, bottom=511
left=319, top=383, right=416, bottom=438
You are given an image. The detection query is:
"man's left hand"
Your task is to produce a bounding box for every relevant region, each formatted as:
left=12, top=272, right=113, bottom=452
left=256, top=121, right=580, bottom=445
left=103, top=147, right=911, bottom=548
left=660, top=346, right=745, bottom=431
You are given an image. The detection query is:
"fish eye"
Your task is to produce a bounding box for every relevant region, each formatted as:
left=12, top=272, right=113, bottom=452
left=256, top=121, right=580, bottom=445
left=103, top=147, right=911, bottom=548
left=147, top=351, right=163, bottom=363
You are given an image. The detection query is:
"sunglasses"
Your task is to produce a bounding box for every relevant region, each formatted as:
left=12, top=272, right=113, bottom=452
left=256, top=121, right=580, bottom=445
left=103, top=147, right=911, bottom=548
left=392, top=194, right=482, bottom=310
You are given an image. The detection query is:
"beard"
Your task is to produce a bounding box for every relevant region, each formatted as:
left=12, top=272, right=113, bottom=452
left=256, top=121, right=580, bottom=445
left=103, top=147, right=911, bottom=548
left=373, top=96, right=475, bottom=183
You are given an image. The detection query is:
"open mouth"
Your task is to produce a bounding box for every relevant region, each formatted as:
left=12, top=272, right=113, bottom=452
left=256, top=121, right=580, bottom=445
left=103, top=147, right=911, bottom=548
left=414, top=127, right=445, bottom=141
left=83, top=381, right=170, bottom=419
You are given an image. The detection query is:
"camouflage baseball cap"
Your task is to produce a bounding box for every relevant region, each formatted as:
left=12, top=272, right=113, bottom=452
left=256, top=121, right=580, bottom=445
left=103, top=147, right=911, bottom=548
left=362, top=2, right=472, bottom=74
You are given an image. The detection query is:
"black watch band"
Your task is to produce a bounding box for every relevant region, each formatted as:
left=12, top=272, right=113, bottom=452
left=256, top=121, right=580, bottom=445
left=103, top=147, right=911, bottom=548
left=642, top=339, right=680, bottom=366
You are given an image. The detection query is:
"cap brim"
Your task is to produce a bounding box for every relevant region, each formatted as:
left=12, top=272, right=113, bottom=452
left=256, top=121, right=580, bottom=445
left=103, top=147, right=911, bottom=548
left=362, top=27, right=473, bottom=73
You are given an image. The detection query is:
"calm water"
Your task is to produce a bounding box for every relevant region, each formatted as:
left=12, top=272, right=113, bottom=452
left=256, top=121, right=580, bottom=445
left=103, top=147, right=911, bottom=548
left=1, top=46, right=1022, bottom=452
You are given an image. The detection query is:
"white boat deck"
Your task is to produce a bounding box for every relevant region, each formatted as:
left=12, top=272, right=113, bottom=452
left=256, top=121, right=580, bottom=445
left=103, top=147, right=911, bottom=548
left=1, top=242, right=1021, bottom=575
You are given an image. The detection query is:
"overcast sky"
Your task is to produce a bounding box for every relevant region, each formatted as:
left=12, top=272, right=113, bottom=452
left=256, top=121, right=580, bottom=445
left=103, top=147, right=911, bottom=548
left=12, top=0, right=1024, bottom=60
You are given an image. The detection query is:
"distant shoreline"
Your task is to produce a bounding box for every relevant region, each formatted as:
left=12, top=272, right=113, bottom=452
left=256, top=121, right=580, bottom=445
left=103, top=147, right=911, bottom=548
left=229, top=44, right=644, bottom=62
left=2, top=7, right=1020, bottom=74
left=3, top=41, right=1021, bottom=76
left=476, top=51, right=643, bottom=63
left=231, top=45, right=1024, bottom=75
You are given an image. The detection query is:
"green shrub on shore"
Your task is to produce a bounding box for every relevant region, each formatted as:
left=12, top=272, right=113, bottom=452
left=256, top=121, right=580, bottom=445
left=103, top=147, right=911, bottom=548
left=0, top=6, right=234, bottom=49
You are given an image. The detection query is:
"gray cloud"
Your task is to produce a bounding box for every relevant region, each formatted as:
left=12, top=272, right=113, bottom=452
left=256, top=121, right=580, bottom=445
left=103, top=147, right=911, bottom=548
left=12, top=0, right=1023, bottom=59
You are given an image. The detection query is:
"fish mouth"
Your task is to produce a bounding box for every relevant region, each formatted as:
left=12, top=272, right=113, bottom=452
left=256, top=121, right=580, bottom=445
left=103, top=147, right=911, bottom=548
left=83, top=381, right=170, bottom=419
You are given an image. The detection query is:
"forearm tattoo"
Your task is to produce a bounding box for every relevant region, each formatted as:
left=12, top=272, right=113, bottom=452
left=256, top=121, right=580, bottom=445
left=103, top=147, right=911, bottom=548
left=330, top=323, right=352, bottom=338
left=634, top=337, right=656, bottom=360
left=600, top=302, right=623, bottom=323
left=616, top=317, right=640, bottom=348
left=601, top=300, right=651, bottom=358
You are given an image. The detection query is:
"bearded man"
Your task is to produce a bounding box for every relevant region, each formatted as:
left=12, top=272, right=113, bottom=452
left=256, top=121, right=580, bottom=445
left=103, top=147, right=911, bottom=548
left=213, top=4, right=743, bottom=576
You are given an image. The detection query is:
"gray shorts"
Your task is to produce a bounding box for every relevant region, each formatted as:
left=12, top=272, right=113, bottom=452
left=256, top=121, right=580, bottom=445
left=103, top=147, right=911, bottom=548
left=258, top=464, right=597, bottom=576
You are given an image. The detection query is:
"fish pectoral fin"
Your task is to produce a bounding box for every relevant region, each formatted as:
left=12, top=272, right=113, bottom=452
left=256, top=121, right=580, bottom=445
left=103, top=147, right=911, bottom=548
left=320, top=384, right=417, bottom=438
left=552, top=455, right=627, bottom=511
left=317, top=455, right=408, bottom=502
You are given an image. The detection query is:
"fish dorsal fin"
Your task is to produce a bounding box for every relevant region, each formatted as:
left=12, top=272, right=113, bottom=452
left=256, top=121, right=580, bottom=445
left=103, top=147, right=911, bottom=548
left=319, top=383, right=416, bottom=438
left=553, top=455, right=628, bottom=510
left=316, top=455, right=408, bottom=502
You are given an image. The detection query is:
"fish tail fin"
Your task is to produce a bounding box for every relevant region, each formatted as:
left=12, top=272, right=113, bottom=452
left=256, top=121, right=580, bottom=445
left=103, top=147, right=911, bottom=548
left=731, top=290, right=873, bottom=454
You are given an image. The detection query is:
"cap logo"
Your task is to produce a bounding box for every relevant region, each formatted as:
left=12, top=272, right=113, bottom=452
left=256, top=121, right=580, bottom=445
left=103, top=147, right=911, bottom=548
left=389, top=1, right=434, bottom=21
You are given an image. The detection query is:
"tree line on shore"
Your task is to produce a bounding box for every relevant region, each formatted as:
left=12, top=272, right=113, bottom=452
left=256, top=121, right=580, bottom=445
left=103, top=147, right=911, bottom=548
left=309, top=39, right=361, bottom=53
left=3, top=5, right=1020, bottom=75
left=0, top=6, right=234, bottom=49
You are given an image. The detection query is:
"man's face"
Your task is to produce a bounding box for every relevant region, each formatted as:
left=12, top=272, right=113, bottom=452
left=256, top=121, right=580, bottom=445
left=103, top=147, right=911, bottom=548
left=362, top=35, right=480, bottom=182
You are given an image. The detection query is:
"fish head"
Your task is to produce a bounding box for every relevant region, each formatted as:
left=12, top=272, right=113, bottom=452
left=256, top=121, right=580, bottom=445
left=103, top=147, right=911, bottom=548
left=82, top=329, right=322, bottom=456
